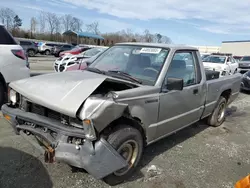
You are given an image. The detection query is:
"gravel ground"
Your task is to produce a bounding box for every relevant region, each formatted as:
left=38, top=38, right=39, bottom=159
left=0, top=91, right=250, bottom=188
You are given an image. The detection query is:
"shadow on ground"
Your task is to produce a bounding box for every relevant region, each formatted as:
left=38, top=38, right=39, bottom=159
left=125, top=106, right=240, bottom=183
left=124, top=121, right=209, bottom=183
left=0, top=147, right=53, bottom=188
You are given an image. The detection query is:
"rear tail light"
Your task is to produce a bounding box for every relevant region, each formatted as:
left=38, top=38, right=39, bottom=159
left=11, top=49, right=27, bottom=60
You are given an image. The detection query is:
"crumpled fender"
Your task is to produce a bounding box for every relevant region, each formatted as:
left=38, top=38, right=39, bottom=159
left=78, top=96, right=128, bottom=132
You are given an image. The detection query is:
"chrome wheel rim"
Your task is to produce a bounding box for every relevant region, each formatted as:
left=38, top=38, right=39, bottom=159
left=217, top=102, right=226, bottom=122
left=114, top=140, right=139, bottom=176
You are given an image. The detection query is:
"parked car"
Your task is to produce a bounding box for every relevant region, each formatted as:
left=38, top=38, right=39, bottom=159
left=54, top=47, right=108, bottom=72
left=0, top=24, right=30, bottom=106
left=238, top=56, right=250, bottom=74
left=2, top=43, right=241, bottom=185
left=38, top=42, right=61, bottom=55
left=203, top=53, right=238, bottom=76
left=19, top=40, right=38, bottom=57
left=241, top=70, right=250, bottom=91
left=59, top=46, right=91, bottom=57
left=51, top=44, right=74, bottom=57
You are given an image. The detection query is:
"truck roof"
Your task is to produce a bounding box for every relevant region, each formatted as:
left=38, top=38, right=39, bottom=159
left=116, top=42, right=198, bottom=51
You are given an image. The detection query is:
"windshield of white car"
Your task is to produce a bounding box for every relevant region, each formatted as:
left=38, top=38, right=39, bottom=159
left=203, top=56, right=226, bottom=64
left=241, top=56, right=250, bottom=61
left=89, top=45, right=169, bottom=86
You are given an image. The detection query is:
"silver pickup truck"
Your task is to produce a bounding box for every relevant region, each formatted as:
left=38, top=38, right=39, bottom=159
left=2, top=43, right=241, bottom=185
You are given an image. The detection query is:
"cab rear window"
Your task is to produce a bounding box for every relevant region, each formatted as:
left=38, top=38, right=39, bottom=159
left=0, top=25, right=17, bottom=45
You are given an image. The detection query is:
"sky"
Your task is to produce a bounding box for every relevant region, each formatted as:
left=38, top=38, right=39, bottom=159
left=1, top=0, right=250, bottom=46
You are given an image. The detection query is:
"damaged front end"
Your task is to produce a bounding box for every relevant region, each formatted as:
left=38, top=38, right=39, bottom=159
left=2, top=97, right=132, bottom=180
left=2, top=103, right=128, bottom=179
left=2, top=78, right=138, bottom=179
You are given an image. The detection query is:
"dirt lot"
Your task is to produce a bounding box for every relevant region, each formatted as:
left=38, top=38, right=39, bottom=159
left=29, top=55, right=55, bottom=72
left=0, top=91, right=250, bottom=188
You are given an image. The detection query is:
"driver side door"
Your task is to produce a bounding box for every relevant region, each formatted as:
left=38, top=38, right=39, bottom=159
left=155, top=50, right=205, bottom=139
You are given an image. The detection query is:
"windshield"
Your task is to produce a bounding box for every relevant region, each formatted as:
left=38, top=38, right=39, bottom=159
left=203, top=56, right=226, bottom=64
left=201, top=54, right=210, bottom=60
left=241, top=56, right=250, bottom=61
left=83, top=48, right=106, bottom=57
left=89, top=45, right=169, bottom=85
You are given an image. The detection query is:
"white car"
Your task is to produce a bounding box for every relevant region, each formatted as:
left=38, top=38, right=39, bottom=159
left=0, top=24, right=30, bottom=105
left=203, top=54, right=238, bottom=76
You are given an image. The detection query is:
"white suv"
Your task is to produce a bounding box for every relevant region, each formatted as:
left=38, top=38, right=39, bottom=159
left=0, top=25, right=30, bottom=106
left=38, top=42, right=60, bottom=55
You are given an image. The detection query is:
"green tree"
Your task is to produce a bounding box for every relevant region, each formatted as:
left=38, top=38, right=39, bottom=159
left=13, top=15, right=22, bottom=29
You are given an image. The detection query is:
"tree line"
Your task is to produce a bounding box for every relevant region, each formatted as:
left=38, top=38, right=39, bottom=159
left=0, top=7, right=172, bottom=45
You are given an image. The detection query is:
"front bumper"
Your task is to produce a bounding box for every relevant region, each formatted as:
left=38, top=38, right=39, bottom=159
left=1, top=104, right=128, bottom=179
left=238, top=68, right=250, bottom=74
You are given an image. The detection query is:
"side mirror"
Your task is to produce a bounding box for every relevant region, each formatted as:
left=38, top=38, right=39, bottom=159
left=163, top=77, right=184, bottom=92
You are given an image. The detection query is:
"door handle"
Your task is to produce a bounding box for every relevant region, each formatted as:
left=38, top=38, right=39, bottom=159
left=193, top=89, right=199, bottom=95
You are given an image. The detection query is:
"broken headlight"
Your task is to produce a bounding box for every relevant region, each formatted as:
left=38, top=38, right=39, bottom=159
left=106, top=91, right=118, bottom=99
left=82, top=119, right=96, bottom=141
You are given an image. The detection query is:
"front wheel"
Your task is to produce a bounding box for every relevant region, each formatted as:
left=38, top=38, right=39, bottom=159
left=44, top=50, right=50, bottom=55
left=207, top=96, right=227, bottom=127
left=103, top=125, right=144, bottom=186
left=27, top=49, right=35, bottom=57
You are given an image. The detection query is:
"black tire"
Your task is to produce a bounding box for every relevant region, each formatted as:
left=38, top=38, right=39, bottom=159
left=103, top=125, right=144, bottom=186
left=234, top=69, right=238, bottom=74
left=207, top=96, right=227, bottom=127
left=54, top=51, right=61, bottom=57
left=0, top=82, right=5, bottom=107
left=27, top=49, right=35, bottom=57
left=44, top=50, right=50, bottom=55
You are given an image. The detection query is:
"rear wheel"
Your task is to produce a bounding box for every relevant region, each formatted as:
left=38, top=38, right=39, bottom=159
left=207, top=96, right=227, bottom=127
left=102, top=125, right=144, bottom=186
left=44, top=50, right=50, bottom=55
left=27, top=49, right=35, bottom=57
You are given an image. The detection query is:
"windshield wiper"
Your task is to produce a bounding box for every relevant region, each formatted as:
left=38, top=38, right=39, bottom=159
left=108, top=70, right=142, bottom=84
left=86, top=67, right=105, bottom=75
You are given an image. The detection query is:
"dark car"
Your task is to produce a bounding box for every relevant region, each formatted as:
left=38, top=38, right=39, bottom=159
left=241, top=70, right=250, bottom=91
left=51, top=44, right=74, bottom=57
left=19, top=40, right=38, bottom=57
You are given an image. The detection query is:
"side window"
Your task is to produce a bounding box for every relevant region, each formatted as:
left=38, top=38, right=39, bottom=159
left=65, top=45, right=72, bottom=49
left=231, top=58, right=235, bottom=63
left=165, top=51, right=197, bottom=87
left=0, top=26, right=17, bottom=45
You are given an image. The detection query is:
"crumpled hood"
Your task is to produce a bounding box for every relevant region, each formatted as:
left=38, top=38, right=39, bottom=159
left=203, top=62, right=224, bottom=70
left=9, top=71, right=109, bottom=117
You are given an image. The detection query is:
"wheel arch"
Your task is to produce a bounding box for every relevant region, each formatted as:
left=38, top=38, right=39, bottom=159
left=0, top=73, right=8, bottom=101
left=100, top=116, right=147, bottom=147
left=220, top=89, right=231, bottom=102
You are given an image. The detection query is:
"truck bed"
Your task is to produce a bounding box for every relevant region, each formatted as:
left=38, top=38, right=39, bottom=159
left=202, top=73, right=242, bottom=118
